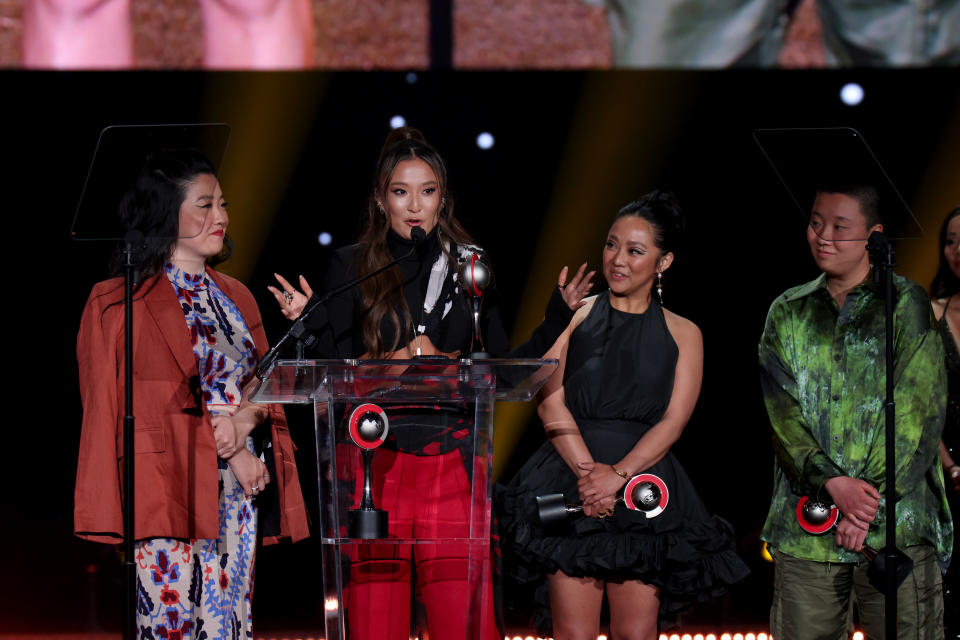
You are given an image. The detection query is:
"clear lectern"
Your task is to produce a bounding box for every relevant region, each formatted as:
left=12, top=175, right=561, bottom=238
left=253, top=358, right=557, bottom=640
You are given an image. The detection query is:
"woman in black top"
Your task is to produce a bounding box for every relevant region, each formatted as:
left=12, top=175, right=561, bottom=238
left=270, top=127, right=593, bottom=640
left=930, top=205, right=960, bottom=640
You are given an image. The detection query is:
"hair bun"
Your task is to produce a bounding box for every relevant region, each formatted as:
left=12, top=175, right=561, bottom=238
left=379, top=127, right=428, bottom=159
left=617, top=189, right=685, bottom=254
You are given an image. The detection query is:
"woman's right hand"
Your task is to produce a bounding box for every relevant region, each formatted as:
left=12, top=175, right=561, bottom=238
left=583, top=495, right=617, bottom=519
left=226, top=449, right=271, bottom=499
left=268, top=273, right=313, bottom=320
left=558, top=262, right=595, bottom=311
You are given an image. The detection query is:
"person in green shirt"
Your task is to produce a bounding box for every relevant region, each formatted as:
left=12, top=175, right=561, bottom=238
left=759, top=181, right=952, bottom=639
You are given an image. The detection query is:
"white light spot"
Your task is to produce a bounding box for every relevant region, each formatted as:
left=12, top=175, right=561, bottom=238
left=318, top=231, right=332, bottom=246
left=840, top=82, right=864, bottom=106
left=390, top=115, right=407, bottom=129
left=476, top=132, right=495, bottom=150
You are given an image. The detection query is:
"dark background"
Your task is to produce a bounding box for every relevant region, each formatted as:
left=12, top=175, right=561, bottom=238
left=1, top=69, right=957, bottom=634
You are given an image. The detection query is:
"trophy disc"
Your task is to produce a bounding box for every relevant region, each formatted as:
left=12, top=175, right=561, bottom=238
left=796, top=496, right=839, bottom=534
left=348, top=403, right=389, bottom=449
left=624, top=473, right=668, bottom=518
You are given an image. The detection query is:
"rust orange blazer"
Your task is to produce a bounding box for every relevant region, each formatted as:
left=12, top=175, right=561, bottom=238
left=75, top=267, right=309, bottom=545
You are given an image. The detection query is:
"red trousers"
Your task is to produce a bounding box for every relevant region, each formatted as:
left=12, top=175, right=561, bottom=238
left=346, top=447, right=498, bottom=640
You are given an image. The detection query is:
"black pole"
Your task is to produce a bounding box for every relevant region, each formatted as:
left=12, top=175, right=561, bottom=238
left=429, top=0, right=453, bottom=69
left=122, top=230, right=142, bottom=640
left=882, top=238, right=897, bottom=639
left=868, top=230, right=898, bottom=637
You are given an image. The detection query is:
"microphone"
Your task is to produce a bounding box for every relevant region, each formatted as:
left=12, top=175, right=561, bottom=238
left=410, top=225, right=426, bottom=246
left=256, top=226, right=430, bottom=378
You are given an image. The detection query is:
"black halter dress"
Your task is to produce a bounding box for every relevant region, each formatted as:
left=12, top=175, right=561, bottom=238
left=938, top=298, right=960, bottom=640
left=497, top=292, right=749, bottom=631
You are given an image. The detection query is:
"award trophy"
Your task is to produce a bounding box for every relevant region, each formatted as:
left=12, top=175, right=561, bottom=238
left=536, top=473, right=670, bottom=525
left=346, top=403, right=390, bottom=539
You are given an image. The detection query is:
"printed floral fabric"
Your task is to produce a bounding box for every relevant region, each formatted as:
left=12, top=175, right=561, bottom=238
left=130, top=265, right=260, bottom=639
left=135, top=467, right=258, bottom=640
left=759, top=272, right=953, bottom=565
left=165, top=263, right=258, bottom=416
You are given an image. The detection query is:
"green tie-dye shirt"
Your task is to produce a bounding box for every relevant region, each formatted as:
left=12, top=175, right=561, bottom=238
left=759, top=272, right=952, bottom=565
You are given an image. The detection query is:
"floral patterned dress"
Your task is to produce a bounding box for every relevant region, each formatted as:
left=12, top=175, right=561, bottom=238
left=135, top=264, right=260, bottom=640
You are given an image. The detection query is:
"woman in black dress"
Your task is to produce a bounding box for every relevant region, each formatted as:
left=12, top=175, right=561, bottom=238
left=929, top=205, right=960, bottom=640
left=269, top=127, right=593, bottom=639
left=499, top=191, right=749, bottom=639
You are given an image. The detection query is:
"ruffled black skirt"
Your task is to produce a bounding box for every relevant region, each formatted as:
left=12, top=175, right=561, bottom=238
left=496, top=419, right=750, bottom=632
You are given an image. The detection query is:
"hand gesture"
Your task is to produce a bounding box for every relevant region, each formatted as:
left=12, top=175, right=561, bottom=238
left=576, top=461, right=627, bottom=507
left=558, top=263, right=595, bottom=311
left=835, top=515, right=868, bottom=552
left=211, top=415, right=243, bottom=459
left=824, top=476, right=879, bottom=526
left=268, top=273, right=313, bottom=320
left=227, top=449, right=271, bottom=499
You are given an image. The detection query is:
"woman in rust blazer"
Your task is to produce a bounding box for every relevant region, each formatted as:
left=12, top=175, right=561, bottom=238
left=75, top=150, right=308, bottom=638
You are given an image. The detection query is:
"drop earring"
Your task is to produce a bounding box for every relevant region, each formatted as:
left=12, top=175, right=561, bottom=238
left=656, top=272, right=663, bottom=304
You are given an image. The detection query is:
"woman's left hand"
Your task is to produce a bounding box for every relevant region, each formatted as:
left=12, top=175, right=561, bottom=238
left=576, top=461, right=627, bottom=506
left=211, top=415, right=244, bottom=459
left=558, top=263, right=595, bottom=311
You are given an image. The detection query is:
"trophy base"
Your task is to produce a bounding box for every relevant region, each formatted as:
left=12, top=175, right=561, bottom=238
left=536, top=493, right=569, bottom=526
left=349, top=508, right=388, bottom=539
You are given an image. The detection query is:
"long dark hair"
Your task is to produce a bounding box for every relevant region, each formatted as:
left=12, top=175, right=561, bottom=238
left=108, top=149, right=232, bottom=280
left=356, top=127, right=474, bottom=357
left=930, top=206, right=960, bottom=299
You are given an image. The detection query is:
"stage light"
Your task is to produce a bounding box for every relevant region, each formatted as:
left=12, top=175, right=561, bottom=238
left=318, top=231, right=332, bottom=246
left=694, top=634, right=705, bottom=640
left=734, top=633, right=744, bottom=640
left=406, top=72, right=418, bottom=84
left=746, top=634, right=756, bottom=640
left=682, top=634, right=693, bottom=640
left=852, top=632, right=864, bottom=640
left=840, top=82, right=864, bottom=106
left=669, top=634, right=680, bottom=640
left=324, top=597, right=339, bottom=611
left=477, top=132, right=495, bottom=150
left=660, top=635, right=669, bottom=640
left=721, top=634, right=733, bottom=640
left=758, top=634, right=769, bottom=640
left=391, top=115, right=407, bottom=129
left=706, top=634, right=717, bottom=640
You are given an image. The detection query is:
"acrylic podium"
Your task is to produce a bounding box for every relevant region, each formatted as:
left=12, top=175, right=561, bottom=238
left=252, top=357, right=557, bottom=640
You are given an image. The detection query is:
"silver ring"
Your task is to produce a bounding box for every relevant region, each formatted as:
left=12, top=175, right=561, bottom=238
left=282, top=291, right=293, bottom=303
left=252, top=485, right=259, bottom=492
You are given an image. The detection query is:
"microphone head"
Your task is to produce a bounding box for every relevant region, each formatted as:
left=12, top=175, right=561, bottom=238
left=410, top=226, right=427, bottom=245
left=458, top=253, right=491, bottom=298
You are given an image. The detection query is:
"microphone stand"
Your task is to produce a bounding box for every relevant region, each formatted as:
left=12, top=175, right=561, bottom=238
left=257, top=228, right=426, bottom=378
left=122, top=229, right=142, bottom=640
left=867, top=230, right=899, bottom=638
